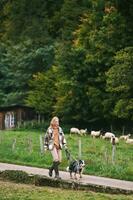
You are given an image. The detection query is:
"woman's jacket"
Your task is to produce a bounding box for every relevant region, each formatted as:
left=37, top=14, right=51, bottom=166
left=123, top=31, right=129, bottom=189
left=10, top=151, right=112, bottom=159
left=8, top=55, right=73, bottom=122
left=44, top=126, right=67, bottom=150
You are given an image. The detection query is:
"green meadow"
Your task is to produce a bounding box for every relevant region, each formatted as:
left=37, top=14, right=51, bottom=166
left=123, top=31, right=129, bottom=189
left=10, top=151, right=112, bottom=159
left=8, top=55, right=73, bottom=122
left=0, top=130, right=133, bottom=181
left=0, top=180, right=133, bottom=200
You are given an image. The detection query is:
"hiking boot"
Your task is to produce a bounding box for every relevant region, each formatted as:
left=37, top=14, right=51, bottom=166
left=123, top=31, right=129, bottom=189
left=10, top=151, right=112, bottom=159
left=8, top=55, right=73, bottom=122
left=48, top=161, right=56, bottom=177
left=49, top=168, right=53, bottom=177
left=54, top=161, right=61, bottom=179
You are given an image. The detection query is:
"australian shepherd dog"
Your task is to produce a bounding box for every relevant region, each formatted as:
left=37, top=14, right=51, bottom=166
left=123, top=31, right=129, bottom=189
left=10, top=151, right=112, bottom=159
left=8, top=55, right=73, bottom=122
left=67, top=159, right=85, bottom=180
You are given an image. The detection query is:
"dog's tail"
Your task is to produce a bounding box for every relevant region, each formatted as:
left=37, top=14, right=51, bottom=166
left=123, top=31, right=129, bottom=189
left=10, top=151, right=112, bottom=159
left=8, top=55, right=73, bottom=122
left=66, top=166, right=70, bottom=172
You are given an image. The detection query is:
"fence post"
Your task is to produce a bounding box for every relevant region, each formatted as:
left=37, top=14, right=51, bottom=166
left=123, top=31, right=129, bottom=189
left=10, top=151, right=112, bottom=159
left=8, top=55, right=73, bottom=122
left=122, top=126, right=125, bottom=135
left=40, top=135, right=44, bottom=154
left=12, top=138, right=16, bottom=151
left=78, top=138, right=82, bottom=159
left=28, top=137, right=33, bottom=153
left=112, top=144, right=116, bottom=165
left=104, top=147, right=109, bottom=164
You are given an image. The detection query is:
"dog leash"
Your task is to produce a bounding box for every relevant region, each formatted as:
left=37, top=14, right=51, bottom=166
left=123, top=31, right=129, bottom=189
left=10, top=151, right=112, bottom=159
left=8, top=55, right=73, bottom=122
left=64, top=148, right=77, bottom=162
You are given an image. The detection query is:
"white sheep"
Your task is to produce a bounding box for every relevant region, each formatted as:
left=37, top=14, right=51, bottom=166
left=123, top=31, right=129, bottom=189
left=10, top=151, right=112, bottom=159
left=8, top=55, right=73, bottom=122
left=119, top=134, right=131, bottom=140
left=126, top=138, right=133, bottom=144
left=102, top=132, right=115, bottom=140
left=110, top=136, right=119, bottom=144
left=80, top=129, right=87, bottom=135
left=70, top=128, right=80, bottom=135
left=91, top=130, right=101, bottom=138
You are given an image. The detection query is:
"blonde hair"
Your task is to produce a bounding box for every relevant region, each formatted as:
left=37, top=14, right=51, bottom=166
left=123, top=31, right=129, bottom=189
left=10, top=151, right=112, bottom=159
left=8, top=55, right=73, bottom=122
left=50, top=116, right=59, bottom=127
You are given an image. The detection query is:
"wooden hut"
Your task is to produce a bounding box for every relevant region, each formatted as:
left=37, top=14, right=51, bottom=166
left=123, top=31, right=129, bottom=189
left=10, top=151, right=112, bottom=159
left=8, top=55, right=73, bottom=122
left=0, top=105, right=35, bottom=130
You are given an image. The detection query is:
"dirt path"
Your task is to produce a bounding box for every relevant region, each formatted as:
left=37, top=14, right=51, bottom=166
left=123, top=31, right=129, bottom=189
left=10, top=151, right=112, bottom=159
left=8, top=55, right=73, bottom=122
left=0, top=162, right=133, bottom=193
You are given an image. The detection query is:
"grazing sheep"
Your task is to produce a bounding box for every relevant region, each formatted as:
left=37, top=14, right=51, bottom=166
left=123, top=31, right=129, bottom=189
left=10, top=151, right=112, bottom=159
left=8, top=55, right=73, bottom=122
left=102, top=132, right=115, bottom=140
left=91, top=130, right=101, bottom=138
left=119, top=134, right=131, bottom=140
left=110, top=136, right=119, bottom=144
left=80, top=129, right=87, bottom=135
left=70, top=128, right=80, bottom=135
left=126, top=138, right=133, bottom=144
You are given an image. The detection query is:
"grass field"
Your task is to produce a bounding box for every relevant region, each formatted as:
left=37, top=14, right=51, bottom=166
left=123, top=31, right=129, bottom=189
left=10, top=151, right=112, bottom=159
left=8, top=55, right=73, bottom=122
left=0, top=130, right=133, bottom=181
left=0, top=180, right=133, bottom=200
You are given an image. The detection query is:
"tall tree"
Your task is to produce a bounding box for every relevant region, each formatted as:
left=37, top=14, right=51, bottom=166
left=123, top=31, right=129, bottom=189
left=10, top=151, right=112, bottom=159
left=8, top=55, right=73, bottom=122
left=26, top=66, right=58, bottom=119
left=55, top=1, right=127, bottom=127
left=106, top=47, right=133, bottom=121
left=0, top=41, right=54, bottom=106
left=0, top=0, right=64, bottom=43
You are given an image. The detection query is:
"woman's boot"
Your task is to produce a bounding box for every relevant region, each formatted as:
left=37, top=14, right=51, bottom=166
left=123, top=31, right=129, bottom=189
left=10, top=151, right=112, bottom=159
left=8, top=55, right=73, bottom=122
left=54, top=161, right=61, bottom=179
left=49, top=162, right=55, bottom=177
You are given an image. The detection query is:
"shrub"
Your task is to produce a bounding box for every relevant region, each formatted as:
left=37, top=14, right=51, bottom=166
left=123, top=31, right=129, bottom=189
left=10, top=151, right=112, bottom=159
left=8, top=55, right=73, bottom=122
left=0, top=170, right=33, bottom=184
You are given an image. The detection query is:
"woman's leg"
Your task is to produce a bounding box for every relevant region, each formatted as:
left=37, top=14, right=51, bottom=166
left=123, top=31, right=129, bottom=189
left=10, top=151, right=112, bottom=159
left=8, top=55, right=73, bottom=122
left=51, top=146, right=60, bottom=162
left=50, top=147, right=62, bottom=178
left=49, top=147, right=58, bottom=177
left=57, top=149, right=62, bottom=163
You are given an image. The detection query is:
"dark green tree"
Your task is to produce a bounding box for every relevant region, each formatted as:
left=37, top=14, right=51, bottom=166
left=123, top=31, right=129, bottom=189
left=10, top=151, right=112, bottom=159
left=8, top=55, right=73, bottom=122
left=55, top=1, right=128, bottom=127
left=106, top=47, right=133, bottom=121
left=0, top=41, right=54, bottom=106
left=26, top=66, right=58, bottom=119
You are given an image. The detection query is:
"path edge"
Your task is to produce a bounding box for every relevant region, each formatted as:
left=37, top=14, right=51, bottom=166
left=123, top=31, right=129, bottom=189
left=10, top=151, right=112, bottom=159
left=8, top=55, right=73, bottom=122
left=0, top=170, right=133, bottom=195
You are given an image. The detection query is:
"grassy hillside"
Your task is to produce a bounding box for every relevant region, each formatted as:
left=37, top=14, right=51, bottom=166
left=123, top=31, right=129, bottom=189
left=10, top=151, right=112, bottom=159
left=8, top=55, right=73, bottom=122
left=0, top=130, right=132, bottom=181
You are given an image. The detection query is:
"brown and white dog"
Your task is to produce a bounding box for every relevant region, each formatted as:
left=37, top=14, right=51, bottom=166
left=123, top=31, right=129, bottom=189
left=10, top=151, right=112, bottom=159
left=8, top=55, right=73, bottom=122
left=67, top=159, right=85, bottom=179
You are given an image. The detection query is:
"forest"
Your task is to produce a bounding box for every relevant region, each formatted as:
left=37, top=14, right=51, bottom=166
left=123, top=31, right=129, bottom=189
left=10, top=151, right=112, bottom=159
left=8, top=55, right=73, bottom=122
left=0, top=0, right=133, bottom=130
